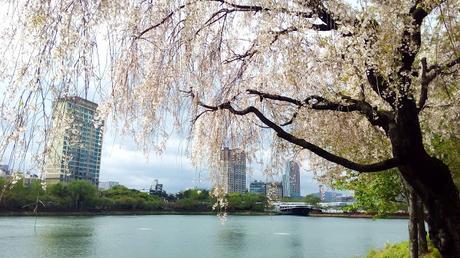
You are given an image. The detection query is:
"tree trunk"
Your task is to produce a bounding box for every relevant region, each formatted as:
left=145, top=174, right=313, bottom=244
left=413, top=160, right=460, bottom=258
left=409, top=190, right=419, bottom=258
left=416, top=197, right=428, bottom=255
left=388, top=100, right=460, bottom=258
left=394, top=142, right=460, bottom=258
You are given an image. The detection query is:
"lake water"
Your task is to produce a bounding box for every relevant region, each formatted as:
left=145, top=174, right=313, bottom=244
left=0, top=215, right=408, bottom=258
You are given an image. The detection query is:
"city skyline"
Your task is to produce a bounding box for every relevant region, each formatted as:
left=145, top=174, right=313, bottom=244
left=97, top=139, right=320, bottom=194
left=0, top=126, right=320, bottom=195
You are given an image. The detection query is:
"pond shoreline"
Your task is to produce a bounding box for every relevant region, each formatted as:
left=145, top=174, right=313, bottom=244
left=0, top=210, right=272, bottom=216
left=0, top=210, right=408, bottom=219
left=309, top=212, right=408, bottom=219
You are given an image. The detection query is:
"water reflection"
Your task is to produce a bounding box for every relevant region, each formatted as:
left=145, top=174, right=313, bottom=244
left=284, top=219, right=306, bottom=257
left=288, top=236, right=304, bottom=257
left=37, top=217, right=96, bottom=258
left=217, top=223, right=248, bottom=256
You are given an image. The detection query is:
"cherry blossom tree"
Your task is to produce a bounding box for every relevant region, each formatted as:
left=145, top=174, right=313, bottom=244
left=0, top=0, right=459, bottom=256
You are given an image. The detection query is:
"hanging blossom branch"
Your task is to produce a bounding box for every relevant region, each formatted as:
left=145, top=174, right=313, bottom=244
left=135, top=0, right=344, bottom=40
left=223, top=27, right=298, bottom=64
left=185, top=90, right=400, bottom=172
left=210, top=0, right=342, bottom=31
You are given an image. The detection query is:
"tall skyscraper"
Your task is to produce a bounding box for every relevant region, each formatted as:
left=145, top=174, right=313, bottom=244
left=220, top=147, right=246, bottom=193
left=282, top=173, right=290, bottom=198
left=282, top=161, right=301, bottom=198
left=45, top=97, right=104, bottom=186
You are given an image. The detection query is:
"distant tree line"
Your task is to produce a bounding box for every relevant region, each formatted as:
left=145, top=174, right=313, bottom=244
left=0, top=179, right=267, bottom=213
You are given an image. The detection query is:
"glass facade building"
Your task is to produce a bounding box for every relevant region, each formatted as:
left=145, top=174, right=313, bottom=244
left=282, top=161, right=301, bottom=198
left=45, top=97, right=103, bottom=186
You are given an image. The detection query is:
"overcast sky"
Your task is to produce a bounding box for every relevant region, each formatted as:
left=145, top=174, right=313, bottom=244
left=98, top=124, right=321, bottom=195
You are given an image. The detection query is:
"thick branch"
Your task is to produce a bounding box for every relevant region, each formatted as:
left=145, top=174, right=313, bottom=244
left=395, top=1, right=443, bottom=95
left=193, top=97, right=399, bottom=172
left=365, top=2, right=441, bottom=106
left=426, top=56, right=460, bottom=82
left=419, top=57, right=430, bottom=111
left=366, top=68, right=397, bottom=107
left=213, top=0, right=342, bottom=32
left=396, top=3, right=428, bottom=79
left=247, top=89, right=392, bottom=131
left=418, top=56, right=460, bottom=111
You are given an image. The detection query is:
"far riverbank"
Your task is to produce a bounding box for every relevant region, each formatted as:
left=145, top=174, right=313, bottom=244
left=0, top=210, right=408, bottom=219
left=0, top=210, right=273, bottom=217
left=309, top=212, right=408, bottom=219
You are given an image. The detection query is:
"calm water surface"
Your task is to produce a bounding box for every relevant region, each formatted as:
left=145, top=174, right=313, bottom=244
left=0, top=215, right=407, bottom=258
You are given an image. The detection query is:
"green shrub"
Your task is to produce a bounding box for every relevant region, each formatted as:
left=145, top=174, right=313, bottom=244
left=367, top=241, right=441, bottom=258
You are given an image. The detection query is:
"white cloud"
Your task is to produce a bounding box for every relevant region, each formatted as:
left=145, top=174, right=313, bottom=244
left=99, top=140, right=210, bottom=193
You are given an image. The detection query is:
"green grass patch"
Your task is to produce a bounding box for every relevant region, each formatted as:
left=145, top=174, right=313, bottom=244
left=366, top=241, right=441, bottom=258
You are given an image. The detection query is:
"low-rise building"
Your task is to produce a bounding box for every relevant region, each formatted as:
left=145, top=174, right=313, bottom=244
left=0, top=164, right=10, bottom=178
left=249, top=180, right=266, bottom=195
left=99, top=181, right=119, bottom=191
left=149, top=179, right=164, bottom=196
left=23, top=174, right=40, bottom=187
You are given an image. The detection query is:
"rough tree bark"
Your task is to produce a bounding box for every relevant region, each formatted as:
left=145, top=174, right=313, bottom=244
left=405, top=179, right=428, bottom=257
left=417, top=197, right=428, bottom=255
left=409, top=190, right=419, bottom=258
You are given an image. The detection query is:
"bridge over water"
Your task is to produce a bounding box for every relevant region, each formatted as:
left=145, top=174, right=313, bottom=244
left=272, top=202, right=321, bottom=216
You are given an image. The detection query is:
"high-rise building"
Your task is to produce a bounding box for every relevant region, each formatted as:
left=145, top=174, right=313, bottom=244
left=45, top=97, right=104, bottom=186
left=249, top=180, right=266, bottom=195
left=282, top=161, right=301, bottom=198
left=282, top=173, right=290, bottom=198
left=319, top=185, right=325, bottom=201
left=220, top=147, right=246, bottom=193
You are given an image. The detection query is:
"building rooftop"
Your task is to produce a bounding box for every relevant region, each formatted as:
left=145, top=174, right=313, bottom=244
left=58, top=96, right=98, bottom=110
